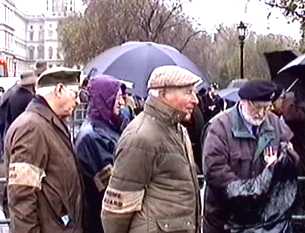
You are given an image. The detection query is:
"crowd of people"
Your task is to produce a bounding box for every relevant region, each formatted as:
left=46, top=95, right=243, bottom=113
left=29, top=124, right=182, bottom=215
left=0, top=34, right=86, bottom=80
left=0, top=62, right=303, bottom=233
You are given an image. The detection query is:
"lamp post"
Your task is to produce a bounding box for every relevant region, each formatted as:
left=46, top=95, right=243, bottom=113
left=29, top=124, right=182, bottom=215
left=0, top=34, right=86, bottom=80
left=237, top=21, right=247, bottom=79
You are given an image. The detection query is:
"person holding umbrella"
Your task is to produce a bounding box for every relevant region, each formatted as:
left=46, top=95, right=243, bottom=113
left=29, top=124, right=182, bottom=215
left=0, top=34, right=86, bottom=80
left=202, top=80, right=299, bottom=233
left=101, top=65, right=202, bottom=233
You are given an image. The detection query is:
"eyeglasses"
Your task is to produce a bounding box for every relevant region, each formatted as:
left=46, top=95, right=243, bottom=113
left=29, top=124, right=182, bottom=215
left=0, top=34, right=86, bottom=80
left=249, top=101, right=272, bottom=112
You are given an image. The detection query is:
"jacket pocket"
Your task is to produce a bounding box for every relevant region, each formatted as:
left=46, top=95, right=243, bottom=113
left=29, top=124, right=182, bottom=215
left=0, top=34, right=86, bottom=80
left=156, top=215, right=196, bottom=232
left=39, top=188, right=71, bottom=229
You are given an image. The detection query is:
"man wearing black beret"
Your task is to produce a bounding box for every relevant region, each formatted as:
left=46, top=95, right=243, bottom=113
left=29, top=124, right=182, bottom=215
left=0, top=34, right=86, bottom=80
left=202, top=80, right=299, bottom=233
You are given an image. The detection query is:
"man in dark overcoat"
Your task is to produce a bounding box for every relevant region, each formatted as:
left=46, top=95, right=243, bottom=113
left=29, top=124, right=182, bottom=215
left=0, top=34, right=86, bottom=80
left=202, top=80, right=299, bottom=233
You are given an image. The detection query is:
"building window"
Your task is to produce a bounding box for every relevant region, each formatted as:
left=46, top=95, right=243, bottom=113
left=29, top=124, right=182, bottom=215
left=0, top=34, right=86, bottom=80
left=38, top=30, right=44, bottom=41
left=48, top=30, right=53, bottom=38
left=48, top=47, right=53, bottom=59
left=30, top=25, right=33, bottom=30
left=49, top=24, right=52, bottom=28
left=37, top=45, right=44, bottom=59
left=57, top=49, right=61, bottom=59
left=4, top=7, right=7, bottom=22
left=29, top=31, right=34, bottom=41
left=29, top=46, right=34, bottom=60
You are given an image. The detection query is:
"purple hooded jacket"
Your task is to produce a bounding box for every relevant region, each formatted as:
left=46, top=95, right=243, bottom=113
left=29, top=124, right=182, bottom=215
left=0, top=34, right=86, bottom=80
left=87, top=75, right=121, bottom=125
left=75, top=75, right=122, bottom=233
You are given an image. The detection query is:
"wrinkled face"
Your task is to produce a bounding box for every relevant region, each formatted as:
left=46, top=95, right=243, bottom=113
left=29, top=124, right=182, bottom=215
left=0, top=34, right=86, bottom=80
left=163, top=85, right=199, bottom=121
left=55, top=84, right=80, bottom=119
left=243, top=100, right=272, bottom=125
left=113, top=89, right=125, bottom=116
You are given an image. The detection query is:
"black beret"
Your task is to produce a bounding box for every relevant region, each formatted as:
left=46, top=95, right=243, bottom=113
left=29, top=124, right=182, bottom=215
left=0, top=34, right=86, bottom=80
left=238, top=80, right=279, bottom=102
left=37, top=67, right=80, bottom=87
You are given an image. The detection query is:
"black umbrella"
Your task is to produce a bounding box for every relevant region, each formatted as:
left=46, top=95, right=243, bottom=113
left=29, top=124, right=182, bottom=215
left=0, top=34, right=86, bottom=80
left=278, top=53, right=305, bottom=76
left=262, top=50, right=305, bottom=100
left=276, top=54, right=305, bottom=100
left=83, top=41, right=209, bottom=97
left=264, top=50, right=298, bottom=80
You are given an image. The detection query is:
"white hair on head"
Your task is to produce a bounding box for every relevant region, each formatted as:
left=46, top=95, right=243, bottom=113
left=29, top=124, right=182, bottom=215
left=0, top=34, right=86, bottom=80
left=148, top=89, right=160, bottom=97
left=35, top=84, right=79, bottom=97
left=35, top=86, right=56, bottom=97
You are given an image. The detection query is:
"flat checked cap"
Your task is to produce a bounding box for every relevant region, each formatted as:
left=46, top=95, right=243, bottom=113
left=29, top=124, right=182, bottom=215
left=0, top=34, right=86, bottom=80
left=37, top=67, right=81, bottom=87
left=147, top=65, right=202, bottom=90
left=238, top=80, right=280, bottom=102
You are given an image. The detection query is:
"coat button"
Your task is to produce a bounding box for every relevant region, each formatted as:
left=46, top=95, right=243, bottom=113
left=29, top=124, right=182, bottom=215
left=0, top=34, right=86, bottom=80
left=186, top=221, right=191, bottom=225
left=164, top=224, right=169, bottom=228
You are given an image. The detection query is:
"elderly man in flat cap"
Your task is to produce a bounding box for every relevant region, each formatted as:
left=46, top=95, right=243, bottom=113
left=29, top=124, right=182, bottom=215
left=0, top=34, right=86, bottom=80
left=202, top=80, right=299, bottom=233
left=5, top=67, right=84, bottom=233
left=101, top=65, right=202, bottom=233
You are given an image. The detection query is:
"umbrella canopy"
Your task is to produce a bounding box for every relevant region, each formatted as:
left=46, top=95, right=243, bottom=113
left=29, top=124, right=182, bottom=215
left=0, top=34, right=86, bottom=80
left=83, top=41, right=209, bottom=97
left=275, top=54, right=305, bottom=101
left=264, top=50, right=298, bottom=80
left=227, top=79, right=249, bottom=88
left=278, top=53, right=305, bottom=76
left=218, top=87, right=240, bottom=103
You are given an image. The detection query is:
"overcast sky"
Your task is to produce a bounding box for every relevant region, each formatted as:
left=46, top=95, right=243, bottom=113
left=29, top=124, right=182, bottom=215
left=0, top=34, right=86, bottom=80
left=185, top=0, right=301, bottom=39
left=14, top=0, right=302, bottom=40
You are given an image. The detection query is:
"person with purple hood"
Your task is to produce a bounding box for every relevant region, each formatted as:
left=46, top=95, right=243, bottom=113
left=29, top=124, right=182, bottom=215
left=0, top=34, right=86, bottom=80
left=74, top=75, right=125, bottom=233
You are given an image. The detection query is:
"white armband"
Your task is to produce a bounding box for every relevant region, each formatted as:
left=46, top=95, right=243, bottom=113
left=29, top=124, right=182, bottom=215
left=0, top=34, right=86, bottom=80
left=102, top=187, right=145, bottom=214
left=8, top=162, right=46, bottom=189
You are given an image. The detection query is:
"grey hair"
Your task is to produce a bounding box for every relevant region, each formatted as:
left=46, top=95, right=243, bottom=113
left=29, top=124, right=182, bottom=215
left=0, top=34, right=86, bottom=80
left=35, top=86, right=56, bottom=97
left=148, top=89, right=160, bottom=97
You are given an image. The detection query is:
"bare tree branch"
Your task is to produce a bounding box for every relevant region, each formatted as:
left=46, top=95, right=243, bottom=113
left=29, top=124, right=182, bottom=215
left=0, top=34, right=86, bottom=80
left=178, top=30, right=205, bottom=52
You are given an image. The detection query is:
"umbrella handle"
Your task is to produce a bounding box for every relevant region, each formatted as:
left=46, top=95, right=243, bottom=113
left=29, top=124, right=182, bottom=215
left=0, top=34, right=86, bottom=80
left=285, top=78, right=299, bottom=93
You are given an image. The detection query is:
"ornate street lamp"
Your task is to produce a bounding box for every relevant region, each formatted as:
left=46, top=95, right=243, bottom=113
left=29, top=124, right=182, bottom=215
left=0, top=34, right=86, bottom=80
left=237, top=21, right=247, bottom=79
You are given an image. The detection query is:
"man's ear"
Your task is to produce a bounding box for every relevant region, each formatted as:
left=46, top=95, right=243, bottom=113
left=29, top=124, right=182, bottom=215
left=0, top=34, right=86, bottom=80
left=54, top=83, right=64, bottom=97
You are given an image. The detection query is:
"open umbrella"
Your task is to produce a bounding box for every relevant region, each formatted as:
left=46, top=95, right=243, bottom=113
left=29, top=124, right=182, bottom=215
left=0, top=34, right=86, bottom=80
left=218, top=87, right=240, bottom=103
left=276, top=54, right=305, bottom=100
left=264, top=50, right=298, bottom=80
left=278, top=54, right=305, bottom=76
left=227, top=79, right=249, bottom=88
left=83, top=41, right=209, bottom=97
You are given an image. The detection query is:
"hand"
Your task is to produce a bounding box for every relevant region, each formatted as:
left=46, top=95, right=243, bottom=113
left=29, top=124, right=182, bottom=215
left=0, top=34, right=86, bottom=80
left=264, top=146, right=278, bottom=167
left=280, top=141, right=293, bottom=153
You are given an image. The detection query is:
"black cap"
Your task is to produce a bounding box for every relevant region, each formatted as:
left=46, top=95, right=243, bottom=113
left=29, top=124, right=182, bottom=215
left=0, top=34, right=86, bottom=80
left=238, top=80, right=279, bottom=102
left=37, top=67, right=80, bottom=87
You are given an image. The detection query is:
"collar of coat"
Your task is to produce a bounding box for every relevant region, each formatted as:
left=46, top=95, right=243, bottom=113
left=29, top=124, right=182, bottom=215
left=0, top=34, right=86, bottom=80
left=25, top=96, right=70, bottom=138
left=230, top=104, right=275, bottom=139
left=144, top=96, right=187, bottom=125
left=230, top=104, right=277, bottom=160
